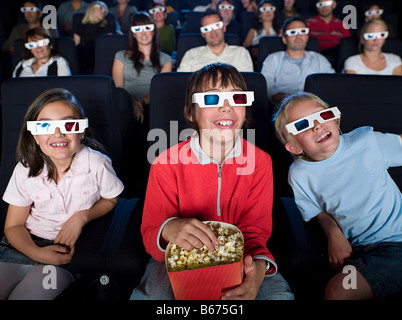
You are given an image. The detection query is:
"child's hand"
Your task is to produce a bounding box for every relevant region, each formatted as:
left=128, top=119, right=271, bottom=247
left=161, top=218, right=219, bottom=251
left=36, top=245, right=74, bottom=266
left=221, top=256, right=266, bottom=300
left=327, top=228, right=353, bottom=272
left=54, top=211, right=87, bottom=249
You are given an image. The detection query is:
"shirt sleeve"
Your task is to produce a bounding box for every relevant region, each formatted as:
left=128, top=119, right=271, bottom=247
left=57, top=57, right=72, bottom=76
left=2, top=163, right=32, bottom=207
left=177, top=50, right=193, bottom=72
left=373, top=131, right=402, bottom=168
left=261, top=53, right=280, bottom=101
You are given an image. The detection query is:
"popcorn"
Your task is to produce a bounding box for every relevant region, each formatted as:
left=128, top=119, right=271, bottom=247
left=166, top=222, right=244, bottom=272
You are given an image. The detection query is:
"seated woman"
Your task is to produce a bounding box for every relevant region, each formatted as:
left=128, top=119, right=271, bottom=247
left=112, top=12, right=172, bottom=195
left=13, top=27, right=71, bottom=77
left=243, top=0, right=281, bottom=61
left=73, top=1, right=117, bottom=74
left=109, top=0, right=138, bottom=34
left=149, top=1, right=176, bottom=55
left=343, top=18, right=402, bottom=75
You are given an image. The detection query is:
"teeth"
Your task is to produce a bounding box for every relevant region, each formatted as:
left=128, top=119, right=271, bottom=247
left=52, top=142, right=67, bottom=147
left=317, top=132, right=330, bottom=142
left=217, top=120, right=233, bottom=126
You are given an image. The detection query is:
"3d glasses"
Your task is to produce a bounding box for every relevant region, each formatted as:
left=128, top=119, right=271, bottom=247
left=24, top=38, right=50, bottom=50
left=363, top=31, right=388, bottom=40
left=316, top=1, right=333, bottom=8
left=218, top=4, right=234, bottom=10
left=27, top=119, right=88, bottom=135
left=365, top=9, right=383, bottom=17
left=200, top=21, right=224, bottom=34
left=20, top=7, right=40, bottom=13
left=285, top=107, right=340, bottom=135
left=94, top=3, right=107, bottom=11
left=192, top=91, right=254, bottom=108
left=131, top=24, right=155, bottom=33
left=259, top=6, right=276, bottom=12
left=149, top=7, right=165, bottom=14
left=285, top=27, right=309, bottom=36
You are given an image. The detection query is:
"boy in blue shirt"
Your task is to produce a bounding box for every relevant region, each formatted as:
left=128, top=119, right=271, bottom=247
left=274, top=91, right=402, bottom=300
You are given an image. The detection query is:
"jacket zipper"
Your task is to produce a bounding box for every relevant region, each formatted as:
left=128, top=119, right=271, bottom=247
left=217, top=164, right=222, bottom=216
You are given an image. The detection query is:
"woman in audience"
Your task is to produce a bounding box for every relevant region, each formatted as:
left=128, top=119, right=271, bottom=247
left=112, top=12, right=172, bottom=195
left=109, top=0, right=138, bottom=34
left=343, top=19, right=402, bottom=75
left=13, top=27, right=71, bottom=77
left=73, top=1, right=117, bottom=73
left=149, top=1, right=175, bottom=55
left=360, top=1, right=396, bottom=38
left=243, top=0, right=281, bottom=60
left=282, top=0, right=298, bottom=21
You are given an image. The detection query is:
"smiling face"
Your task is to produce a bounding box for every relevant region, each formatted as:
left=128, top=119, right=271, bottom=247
left=190, top=79, right=246, bottom=158
left=285, top=99, right=340, bottom=161
left=132, top=24, right=154, bottom=46
left=201, top=14, right=225, bottom=47
left=27, top=36, right=51, bottom=61
left=34, top=101, right=83, bottom=170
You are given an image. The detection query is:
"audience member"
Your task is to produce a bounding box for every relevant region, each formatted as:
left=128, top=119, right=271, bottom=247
left=177, top=10, right=253, bottom=72
left=193, top=0, right=219, bottom=12
left=241, top=0, right=258, bottom=12
left=307, top=0, right=351, bottom=67
left=343, top=19, right=401, bottom=75
left=0, top=88, right=123, bottom=299
left=274, top=91, right=402, bottom=300
left=131, top=62, right=294, bottom=300
left=2, top=1, right=57, bottom=56
left=13, top=27, right=71, bottom=77
left=261, top=16, right=334, bottom=108
left=217, top=0, right=242, bottom=40
left=58, top=0, right=89, bottom=37
left=73, top=1, right=117, bottom=74
left=282, top=0, right=298, bottom=21
left=243, top=0, right=281, bottom=62
left=149, top=2, right=175, bottom=54
left=109, top=0, right=138, bottom=34
left=360, top=1, right=396, bottom=38
left=112, top=12, right=172, bottom=193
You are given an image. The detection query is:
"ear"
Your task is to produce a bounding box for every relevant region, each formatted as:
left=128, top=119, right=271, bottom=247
left=222, top=23, right=227, bottom=33
left=285, top=141, right=303, bottom=156
left=282, top=34, right=287, bottom=45
left=185, top=105, right=193, bottom=122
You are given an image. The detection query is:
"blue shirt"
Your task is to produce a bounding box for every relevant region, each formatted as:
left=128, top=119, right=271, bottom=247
left=289, top=127, right=402, bottom=246
left=261, top=50, right=334, bottom=102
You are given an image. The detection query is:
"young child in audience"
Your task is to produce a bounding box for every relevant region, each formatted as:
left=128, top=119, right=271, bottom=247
left=274, top=91, right=402, bottom=300
left=131, top=62, right=294, bottom=300
left=0, top=88, right=124, bottom=299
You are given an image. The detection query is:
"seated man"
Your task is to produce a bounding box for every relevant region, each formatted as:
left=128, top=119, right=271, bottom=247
left=177, top=10, right=253, bottom=72
left=261, top=16, right=334, bottom=109
left=307, top=0, right=351, bottom=66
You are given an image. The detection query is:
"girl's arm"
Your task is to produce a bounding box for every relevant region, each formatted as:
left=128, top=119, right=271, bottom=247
left=73, top=33, right=81, bottom=46
left=161, top=61, right=172, bottom=73
left=316, top=211, right=352, bottom=271
left=55, top=197, right=118, bottom=249
left=392, top=64, right=402, bottom=75
left=4, top=204, right=73, bottom=265
left=112, top=58, right=125, bottom=88
left=243, top=28, right=255, bottom=47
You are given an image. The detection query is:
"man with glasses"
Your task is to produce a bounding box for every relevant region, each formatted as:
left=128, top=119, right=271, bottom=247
left=261, top=16, right=334, bottom=109
left=307, top=0, right=350, bottom=67
left=2, top=1, right=57, bottom=56
left=177, top=10, right=253, bottom=72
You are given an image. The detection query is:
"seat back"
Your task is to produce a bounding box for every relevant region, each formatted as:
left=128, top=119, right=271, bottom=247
left=13, top=37, right=80, bottom=75
left=257, top=36, right=320, bottom=72
left=304, top=73, right=402, bottom=190
left=175, top=33, right=240, bottom=69
left=182, top=11, right=204, bottom=33
left=0, top=75, right=125, bottom=237
left=94, top=34, right=129, bottom=76
left=149, top=71, right=271, bottom=159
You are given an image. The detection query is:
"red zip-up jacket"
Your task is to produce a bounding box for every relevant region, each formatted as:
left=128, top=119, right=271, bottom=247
left=141, top=135, right=277, bottom=274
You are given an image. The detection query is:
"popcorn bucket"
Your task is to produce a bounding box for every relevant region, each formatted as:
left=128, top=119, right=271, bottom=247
left=165, top=221, right=244, bottom=300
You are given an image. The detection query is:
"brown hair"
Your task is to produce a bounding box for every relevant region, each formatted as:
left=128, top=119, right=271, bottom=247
left=184, top=62, right=251, bottom=132
left=17, top=88, right=106, bottom=181
left=22, top=27, right=57, bottom=60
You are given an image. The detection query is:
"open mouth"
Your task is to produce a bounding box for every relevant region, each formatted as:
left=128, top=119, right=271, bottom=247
left=216, top=120, right=234, bottom=127
left=51, top=142, right=68, bottom=147
left=316, top=132, right=331, bottom=143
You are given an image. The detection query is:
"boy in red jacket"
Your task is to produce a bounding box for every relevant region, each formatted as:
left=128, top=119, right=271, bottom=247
left=131, top=63, right=293, bottom=300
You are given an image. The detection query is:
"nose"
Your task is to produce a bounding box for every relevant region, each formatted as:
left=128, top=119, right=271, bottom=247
left=219, top=99, right=233, bottom=112
left=313, top=119, right=322, bottom=130
left=54, top=127, right=64, bottom=136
